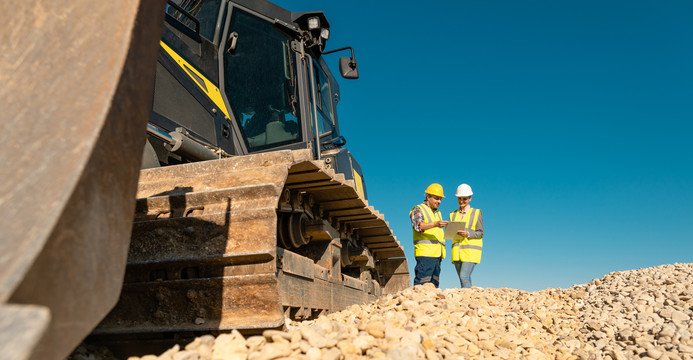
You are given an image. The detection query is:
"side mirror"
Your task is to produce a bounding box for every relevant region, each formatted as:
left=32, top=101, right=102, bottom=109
left=339, top=57, right=359, bottom=79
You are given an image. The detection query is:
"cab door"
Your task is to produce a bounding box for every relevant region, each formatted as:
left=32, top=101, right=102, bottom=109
left=220, top=5, right=306, bottom=154
left=303, top=57, right=338, bottom=155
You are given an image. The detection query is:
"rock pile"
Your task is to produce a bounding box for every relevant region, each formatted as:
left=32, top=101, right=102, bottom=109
left=91, top=263, right=693, bottom=359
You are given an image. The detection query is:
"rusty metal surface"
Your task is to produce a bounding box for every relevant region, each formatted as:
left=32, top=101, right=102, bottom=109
left=96, top=274, right=284, bottom=334
left=283, top=154, right=410, bottom=295
left=95, top=149, right=409, bottom=340
left=377, top=258, right=412, bottom=294
left=0, top=1, right=165, bottom=359
left=95, top=152, right=295, bottom=336
left=277, top=270, right=377, bottom=315
left=135, top=150, right=308, bottom=198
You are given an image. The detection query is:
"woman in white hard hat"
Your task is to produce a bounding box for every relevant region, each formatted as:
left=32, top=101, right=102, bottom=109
left=449, top=184, right=484, bottom=288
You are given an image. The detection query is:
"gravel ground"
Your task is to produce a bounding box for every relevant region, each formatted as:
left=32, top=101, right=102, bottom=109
left=71, top=263, right=693, bottom=360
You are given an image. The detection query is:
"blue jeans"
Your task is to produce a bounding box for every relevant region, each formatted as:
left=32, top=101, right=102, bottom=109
left=414, top=256, right=441, bottom=288
left=454, top=262, right=477, bottom=288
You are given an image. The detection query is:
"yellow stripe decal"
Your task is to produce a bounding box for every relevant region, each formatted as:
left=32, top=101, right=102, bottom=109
left=160, top=41, right=231, bottom=119
left=353, top=170, right=365, bottom=199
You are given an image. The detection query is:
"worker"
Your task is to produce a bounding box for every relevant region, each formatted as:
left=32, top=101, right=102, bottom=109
left=449, top=184, right=484, bottom=288
left=410, top=183, right=448, bottom=287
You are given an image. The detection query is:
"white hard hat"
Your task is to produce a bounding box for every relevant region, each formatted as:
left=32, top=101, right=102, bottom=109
left=455, top=184, right=473, bottom=197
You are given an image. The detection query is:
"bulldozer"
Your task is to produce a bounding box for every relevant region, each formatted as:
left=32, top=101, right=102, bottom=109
left=0, top=0, right=409, bottom=359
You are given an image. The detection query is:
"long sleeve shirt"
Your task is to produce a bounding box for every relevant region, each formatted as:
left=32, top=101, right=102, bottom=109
left=410, top=205, right=424, bottom=232
left=411, top=202, right=441, bottom=232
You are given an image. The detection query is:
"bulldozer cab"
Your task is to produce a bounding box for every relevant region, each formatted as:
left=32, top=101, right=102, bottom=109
left=149, top=0, right=364, bottom=195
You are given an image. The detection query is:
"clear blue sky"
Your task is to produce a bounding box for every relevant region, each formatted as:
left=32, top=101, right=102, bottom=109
left=275, top=0, right=693, bottom=291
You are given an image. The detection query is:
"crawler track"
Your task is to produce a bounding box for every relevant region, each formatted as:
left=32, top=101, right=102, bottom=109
left=93, top=150, right=409, bottom=341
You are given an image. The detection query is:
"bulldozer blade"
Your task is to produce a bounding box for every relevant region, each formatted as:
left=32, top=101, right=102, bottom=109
left=0, top=305, right=50, bottom=360
left=0, top=1, right=165, bottom=359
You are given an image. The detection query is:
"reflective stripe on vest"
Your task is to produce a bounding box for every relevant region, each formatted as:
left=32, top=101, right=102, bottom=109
left=411, top=204, right=446, bottom=258
left=414, top=239, right=445, bottom=245
left=449, top=208, right=483, bottom=263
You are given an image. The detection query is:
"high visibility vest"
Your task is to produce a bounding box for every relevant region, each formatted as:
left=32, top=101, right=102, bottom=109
left=410, top=204, right=446, bottom=258
left=449, top=208, right=483, bottom=263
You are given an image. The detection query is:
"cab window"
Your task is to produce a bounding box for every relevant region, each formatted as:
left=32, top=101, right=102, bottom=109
left=223, top=9, right=302, bottom=152
left=308, top=60, right=335, bottom=136
left=166, top=0, right=222, bottom=41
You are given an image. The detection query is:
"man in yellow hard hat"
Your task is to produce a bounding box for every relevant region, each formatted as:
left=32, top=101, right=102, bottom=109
left=409, top=183, right=448, bottom=287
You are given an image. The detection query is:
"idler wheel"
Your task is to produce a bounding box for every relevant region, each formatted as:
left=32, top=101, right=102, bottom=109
left=288, top=212, right=310, bottom=247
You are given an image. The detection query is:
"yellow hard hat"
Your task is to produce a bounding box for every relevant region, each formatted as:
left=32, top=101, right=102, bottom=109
left=424, top=183, right=445, bottom=197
